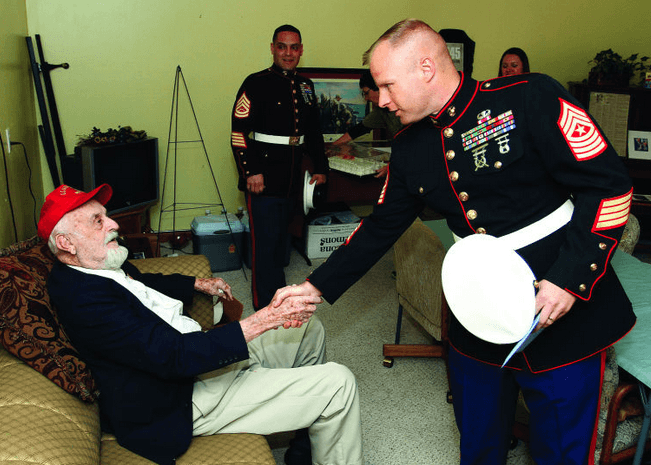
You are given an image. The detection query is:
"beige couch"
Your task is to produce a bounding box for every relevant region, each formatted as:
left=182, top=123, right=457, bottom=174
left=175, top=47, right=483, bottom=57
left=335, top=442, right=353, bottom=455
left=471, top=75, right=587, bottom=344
left=0, top=237, right=274, bottom=465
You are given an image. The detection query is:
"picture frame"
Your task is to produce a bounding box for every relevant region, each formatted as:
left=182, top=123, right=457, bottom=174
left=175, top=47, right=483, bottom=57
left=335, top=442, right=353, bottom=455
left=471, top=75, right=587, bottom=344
left=628, top=130, right=651, bottom=160
left=298, top=67, right=370, bottom=142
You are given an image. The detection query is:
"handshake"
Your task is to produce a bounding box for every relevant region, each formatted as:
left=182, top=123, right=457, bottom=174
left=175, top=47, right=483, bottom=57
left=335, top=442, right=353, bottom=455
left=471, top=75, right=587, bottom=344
left=239, top=281, right=323, bottom=343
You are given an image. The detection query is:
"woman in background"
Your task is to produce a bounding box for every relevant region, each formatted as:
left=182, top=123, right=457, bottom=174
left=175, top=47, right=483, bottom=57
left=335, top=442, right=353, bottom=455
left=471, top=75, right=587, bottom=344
left=498, top=47, right=530, bottom=76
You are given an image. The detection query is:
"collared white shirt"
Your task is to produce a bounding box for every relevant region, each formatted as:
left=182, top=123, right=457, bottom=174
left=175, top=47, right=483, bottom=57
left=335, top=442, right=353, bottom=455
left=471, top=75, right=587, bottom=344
left=70, top=265, right=202, bottom=334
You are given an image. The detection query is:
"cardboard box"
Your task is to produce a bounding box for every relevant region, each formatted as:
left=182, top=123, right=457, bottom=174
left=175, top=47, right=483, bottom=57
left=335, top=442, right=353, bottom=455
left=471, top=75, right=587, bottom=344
left=191, top=214, right=244, bottom=272
left=306, top=211, right=360, bottom=259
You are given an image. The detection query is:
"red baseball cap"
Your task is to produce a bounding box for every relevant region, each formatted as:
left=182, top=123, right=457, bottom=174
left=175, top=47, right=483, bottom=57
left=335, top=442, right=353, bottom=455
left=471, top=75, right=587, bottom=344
left=38, top=184, right=113, bottom=240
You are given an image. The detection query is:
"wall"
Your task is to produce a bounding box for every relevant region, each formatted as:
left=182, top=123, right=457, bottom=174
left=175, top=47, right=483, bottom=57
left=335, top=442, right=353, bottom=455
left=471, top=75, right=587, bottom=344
left=22, top=0, right=651, bottom=233
left=0, top=0, right=42, bottom=248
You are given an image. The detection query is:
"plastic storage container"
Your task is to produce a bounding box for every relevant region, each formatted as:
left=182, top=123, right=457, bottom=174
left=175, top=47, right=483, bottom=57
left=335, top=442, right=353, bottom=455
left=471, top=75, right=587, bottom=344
left=191, top=213, right=244, bottom=272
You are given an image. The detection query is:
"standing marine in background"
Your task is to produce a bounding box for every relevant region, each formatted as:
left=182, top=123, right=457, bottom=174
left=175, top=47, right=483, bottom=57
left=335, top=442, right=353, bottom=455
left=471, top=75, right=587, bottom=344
left=231, top=24, right=328, bottom=310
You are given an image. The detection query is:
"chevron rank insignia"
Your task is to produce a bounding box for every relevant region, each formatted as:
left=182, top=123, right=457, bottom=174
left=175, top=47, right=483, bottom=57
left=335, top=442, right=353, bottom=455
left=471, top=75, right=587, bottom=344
left=234, top=93, right=251, bottom=119
left=557, top=99, right=606, bottom=161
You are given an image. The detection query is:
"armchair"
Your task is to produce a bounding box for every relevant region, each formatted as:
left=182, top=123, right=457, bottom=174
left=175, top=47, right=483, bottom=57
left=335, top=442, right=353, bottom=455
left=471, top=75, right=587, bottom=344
left=0, top=237, right=273, bottom=465
left=383, top=218, right=449, bottom=368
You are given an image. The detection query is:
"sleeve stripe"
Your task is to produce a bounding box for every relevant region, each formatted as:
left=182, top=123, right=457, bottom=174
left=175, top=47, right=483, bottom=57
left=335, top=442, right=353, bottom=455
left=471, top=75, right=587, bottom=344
left=593, top=189, right=632, bottom=231
left=231, top=132, right=247, bottom=148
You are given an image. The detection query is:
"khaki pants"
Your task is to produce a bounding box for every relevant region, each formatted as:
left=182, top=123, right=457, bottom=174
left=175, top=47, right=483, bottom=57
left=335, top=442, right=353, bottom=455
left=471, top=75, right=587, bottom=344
left=192, top=317, right=363, bottom=465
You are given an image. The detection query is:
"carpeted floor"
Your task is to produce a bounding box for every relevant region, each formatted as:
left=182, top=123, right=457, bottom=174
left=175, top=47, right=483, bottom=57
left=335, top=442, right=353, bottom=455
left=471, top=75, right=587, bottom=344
left=213, top=247, right=537, bottom=465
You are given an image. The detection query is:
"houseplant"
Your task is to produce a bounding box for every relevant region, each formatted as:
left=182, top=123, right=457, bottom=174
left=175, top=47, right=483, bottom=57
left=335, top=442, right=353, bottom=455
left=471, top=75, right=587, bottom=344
left=588, top=49, right=650, bottom=87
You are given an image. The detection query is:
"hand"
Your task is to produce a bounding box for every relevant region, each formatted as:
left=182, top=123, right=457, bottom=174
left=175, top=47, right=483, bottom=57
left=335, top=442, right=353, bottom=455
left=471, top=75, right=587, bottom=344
left=272, top=294, right=320, bottom=325
left=271, top=281, right=322, bottom=309
left=247, top=174, right=265, bottom=194
left=310, top=174, right=327, bottom=186
left=194, top=277, right=233, bottom=300
left=332, top=133, right=352, bottom=145
left=239, top=294, right=322, bottom=342
left=374, top=165, right=388, bottom=178
left=533, top=279, right=576, bottom=331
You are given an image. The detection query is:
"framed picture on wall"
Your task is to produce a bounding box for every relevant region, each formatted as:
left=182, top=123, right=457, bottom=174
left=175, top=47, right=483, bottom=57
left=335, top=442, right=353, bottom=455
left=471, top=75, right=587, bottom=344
left=298, top=67, right=369, bottom=142
left=628, top=130, right=651, bottom=160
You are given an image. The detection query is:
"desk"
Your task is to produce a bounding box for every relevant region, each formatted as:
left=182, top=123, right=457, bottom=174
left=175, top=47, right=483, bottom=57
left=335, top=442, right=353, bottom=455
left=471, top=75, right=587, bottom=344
left=612, top=250, right=651, bottom=464
left=325, top=169, right=384, bottom=205
left=323, top=143, right=388, bottom=205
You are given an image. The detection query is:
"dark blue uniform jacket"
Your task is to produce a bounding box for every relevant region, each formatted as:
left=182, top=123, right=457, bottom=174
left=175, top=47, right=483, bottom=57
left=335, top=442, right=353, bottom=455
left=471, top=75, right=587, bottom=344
left=231, top=64, right=328, bottom=198
left=308, top=72, right=635, bottom=372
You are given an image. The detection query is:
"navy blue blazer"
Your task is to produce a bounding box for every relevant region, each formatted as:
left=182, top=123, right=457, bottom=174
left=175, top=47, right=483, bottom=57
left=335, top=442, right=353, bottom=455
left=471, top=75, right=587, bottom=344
left=48, top=261, right=249, bottom=464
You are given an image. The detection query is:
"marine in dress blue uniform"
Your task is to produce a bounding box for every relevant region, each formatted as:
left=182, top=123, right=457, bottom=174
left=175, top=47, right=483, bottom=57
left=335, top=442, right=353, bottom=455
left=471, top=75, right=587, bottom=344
left=299, top=20, right=635, bottom=465
left=231, top=28, right=328, bottom=310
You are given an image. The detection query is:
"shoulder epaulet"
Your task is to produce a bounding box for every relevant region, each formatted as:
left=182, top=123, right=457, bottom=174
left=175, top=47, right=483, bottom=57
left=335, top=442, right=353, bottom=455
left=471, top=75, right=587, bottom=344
left=478, top=73, right=547, bottom=92
left=393, top=122, right=417, bottom=139
left=248, top=68, right=273, bottom=79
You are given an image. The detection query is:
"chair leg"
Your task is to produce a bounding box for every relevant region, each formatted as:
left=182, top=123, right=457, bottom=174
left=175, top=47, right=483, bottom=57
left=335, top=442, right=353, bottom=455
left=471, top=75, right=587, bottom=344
left=383, top=304, right=404, bottom=368
left=383, top=303, right=446, bottom=366
left=394, top=304, right=404, bottom=345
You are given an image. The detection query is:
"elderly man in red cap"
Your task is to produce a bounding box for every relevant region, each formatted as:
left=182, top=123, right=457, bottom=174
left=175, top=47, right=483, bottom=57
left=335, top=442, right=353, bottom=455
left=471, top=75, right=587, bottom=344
left=39, top=184, right=363, bottom=465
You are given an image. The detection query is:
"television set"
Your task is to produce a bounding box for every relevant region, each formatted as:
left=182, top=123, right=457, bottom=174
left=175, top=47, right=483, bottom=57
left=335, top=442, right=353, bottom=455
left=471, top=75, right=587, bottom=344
left=74, top=137, right=159, bottom=215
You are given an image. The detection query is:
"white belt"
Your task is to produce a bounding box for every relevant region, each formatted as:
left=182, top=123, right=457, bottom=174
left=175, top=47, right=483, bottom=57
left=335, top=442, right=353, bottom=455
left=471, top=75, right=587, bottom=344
left=253, top=132, right=305, bottom=146
left=453, top=199, right=574, bottom=250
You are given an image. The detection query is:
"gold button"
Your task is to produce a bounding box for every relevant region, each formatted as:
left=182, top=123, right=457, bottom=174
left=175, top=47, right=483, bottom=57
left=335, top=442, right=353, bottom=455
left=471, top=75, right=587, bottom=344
left=579, top=284, right=587, bottom=292
left=533, top=280, right=540, bottom=288
left=494, top=161, right=503, bottom=169
left=484, top=82, right=491, bottom=89
left=446, top=150, right=455, bottom=160
left=448, top=106, right=456, bottom=117
left=418, top=186, right=424, bottom=194
left=599, top=243, right=607, bottom=250
left=467, top=210, right=477, bottom=220
left=590, top=263, right=598, bottom=271
left=449, top=171, right=459, bottom=182
left=459, top=192, right=469, bottom=201
left=431, top=119, right=438, bottom=126
left=245, top=171, right=250, bottom=175
left=443, top=128, right=454, bottom=138
left=476, top=227, right=486, bottom=234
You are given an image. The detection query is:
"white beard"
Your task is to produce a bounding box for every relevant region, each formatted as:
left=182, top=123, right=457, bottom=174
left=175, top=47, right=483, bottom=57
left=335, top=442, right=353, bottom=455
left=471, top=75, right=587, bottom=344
left=103, top=245, right=129, bottom=270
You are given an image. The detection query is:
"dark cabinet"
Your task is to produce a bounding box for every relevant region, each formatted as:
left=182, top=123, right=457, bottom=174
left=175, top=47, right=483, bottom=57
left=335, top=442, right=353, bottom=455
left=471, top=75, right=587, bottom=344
left=569, top=83, right=651, bottom=246
left=568, top=82, right=651, bottom=132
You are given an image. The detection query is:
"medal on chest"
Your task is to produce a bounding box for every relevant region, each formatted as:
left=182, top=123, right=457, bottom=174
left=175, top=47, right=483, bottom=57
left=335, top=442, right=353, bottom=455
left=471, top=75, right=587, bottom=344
left=299, top=82, right=314, bottom=105
left=461, top=110, right=517, bottom=171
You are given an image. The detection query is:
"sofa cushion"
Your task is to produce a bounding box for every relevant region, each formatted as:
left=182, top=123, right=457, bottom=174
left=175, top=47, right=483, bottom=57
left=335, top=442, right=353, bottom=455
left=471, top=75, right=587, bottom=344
left=101, top=433, right=275, bottom=464
left=0, top=236, right=98, bottom=402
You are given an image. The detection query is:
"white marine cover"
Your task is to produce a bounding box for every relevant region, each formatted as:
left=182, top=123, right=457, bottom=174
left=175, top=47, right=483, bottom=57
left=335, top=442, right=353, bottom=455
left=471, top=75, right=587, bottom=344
left=441, top=234, right=537, bottom=344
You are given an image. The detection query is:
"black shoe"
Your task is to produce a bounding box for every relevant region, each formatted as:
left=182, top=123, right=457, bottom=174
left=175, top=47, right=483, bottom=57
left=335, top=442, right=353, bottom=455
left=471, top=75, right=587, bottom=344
left=284, top=429, right=311, bottom=465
